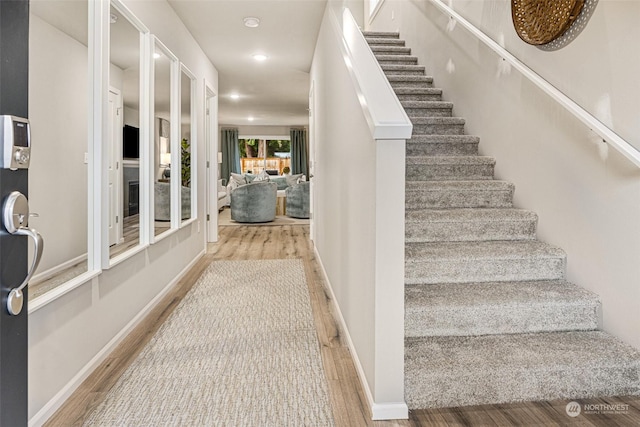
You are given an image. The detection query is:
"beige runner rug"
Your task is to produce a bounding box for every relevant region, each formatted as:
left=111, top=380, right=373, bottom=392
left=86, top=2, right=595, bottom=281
left=83, top=259, right=335, bottom=426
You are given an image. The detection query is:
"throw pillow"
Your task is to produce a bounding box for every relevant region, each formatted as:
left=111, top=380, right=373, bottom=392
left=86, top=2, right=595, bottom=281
left=286, top=173, right=303, bottom=187
left=298, top=174, right=307, bottom=184
left=229, top=173, right=247, bottom=192
left=253, top=170, right=270, bottom=182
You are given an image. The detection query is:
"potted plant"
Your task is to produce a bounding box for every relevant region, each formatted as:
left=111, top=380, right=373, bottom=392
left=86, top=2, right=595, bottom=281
left=181, top=138, right=190, bottom=187
left=282, top=166, right=291, bottom=175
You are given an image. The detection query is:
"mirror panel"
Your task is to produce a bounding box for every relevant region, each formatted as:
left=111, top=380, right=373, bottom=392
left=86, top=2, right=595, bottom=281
left=153, top=39, right=177, bottom=238
left=109, top=3, right=143, bottom=260
left=28, top=0, right=91, bottom=300
left=180, top=67, right=195, bottom=224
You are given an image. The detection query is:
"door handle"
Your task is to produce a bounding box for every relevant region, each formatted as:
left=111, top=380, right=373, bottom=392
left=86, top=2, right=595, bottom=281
left=3, top=191, right=44, bottom=315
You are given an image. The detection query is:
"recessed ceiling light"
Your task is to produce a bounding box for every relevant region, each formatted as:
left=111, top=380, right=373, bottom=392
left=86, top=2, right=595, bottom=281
left=230, top=94, right=240, bottom=100
left=252, top=54, right=268, bottom=61
left=248, top=116, right=255, bottom=122
left=153, top=52, right=162, bottom=59
left=243, top=17, right=260, bottom=28
left=110, top=13, right=118, bottom=24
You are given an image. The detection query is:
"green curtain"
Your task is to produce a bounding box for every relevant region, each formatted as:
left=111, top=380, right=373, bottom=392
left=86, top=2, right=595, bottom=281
left=290, top=128, right=308, bottom=177
left=221, top=128, right=240, bottom=183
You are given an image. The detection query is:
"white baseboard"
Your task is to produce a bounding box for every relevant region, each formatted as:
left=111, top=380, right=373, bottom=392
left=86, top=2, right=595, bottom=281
left=312, top=245, right=408, bottom=421
left=29, top=249, right=206, bottom=427
left=32, top=253, right=87, bottom=284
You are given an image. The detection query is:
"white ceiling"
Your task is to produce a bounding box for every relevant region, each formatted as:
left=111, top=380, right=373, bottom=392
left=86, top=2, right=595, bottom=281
left=167, top=0, right=328, bottom=127
left=32, top=0, right=327, bottom=128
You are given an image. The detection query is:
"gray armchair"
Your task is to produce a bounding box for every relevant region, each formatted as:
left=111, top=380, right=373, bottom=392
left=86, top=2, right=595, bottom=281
left=230, top=181, right=277, bottom=223
left=155, top=181, right=191, bottom=221
left=285, top=181, right=310, bottom=219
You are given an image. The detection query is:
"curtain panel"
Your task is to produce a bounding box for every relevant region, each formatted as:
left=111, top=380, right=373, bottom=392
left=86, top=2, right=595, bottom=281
left=290, top=128, right=309, bottom=177
left=220, top=128, right=240, bottom=183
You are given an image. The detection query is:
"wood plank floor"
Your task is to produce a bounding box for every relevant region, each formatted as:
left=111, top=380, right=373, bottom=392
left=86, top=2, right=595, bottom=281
left=45, top=225, right=640, bottom=426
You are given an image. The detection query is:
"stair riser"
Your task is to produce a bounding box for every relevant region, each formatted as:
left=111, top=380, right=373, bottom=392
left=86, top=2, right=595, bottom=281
left=377, top=58, right=418, bottom=65
left=363, top=32, right=400, bottom=39
left=370, top=47, right=412, bottom=55
left=384, top=69, right=425, bottom=76
left=405, top=219, right=536, bottom=242
left=405, top=365, right=639, bottom=409
left=405, top=257, right=566, bottom=284
left=405, top=107, right=452, bottom=118
left=406, top=189, right=513, bottom=209
left=397, top=93, right=443, bottom=102
left=406, top=142, right=479, bottom=156
left=390, top=81, right=434, bottom=89
left=411, top=123, right=464, bottom=135
left=406, top=164, right=494, bottom=181
left=366, top=39, right=406, bottom=46
left=405, top=304, right=598, bottom=337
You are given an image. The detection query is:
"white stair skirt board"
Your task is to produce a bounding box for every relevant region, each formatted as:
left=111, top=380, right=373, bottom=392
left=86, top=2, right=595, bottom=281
left=313, top=245, right=409, bottom=421
left=363, top=31, right=640, bottom=409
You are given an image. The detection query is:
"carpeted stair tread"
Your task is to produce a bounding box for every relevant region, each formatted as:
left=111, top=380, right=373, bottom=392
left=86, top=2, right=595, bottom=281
left=405, top=280, right=599, bottom=337
left=375, top=55, right=419, bottom=65
left=402, top=101, right=454, bottom=118
left=405, top=240, right=566, bottom=284
left=407, top=135, right=479, bottom=156
left=382, top=64, right=426, bottom=75
left=405, top=208, right=537, bottom=242
left=405, top=330, right=640, bottom=409
left=406, top=180, right=514, bottom=209
left=370, top=46, right=412, bottom=55
left=406, top=156, right=495, bottom=181
left=395, top=88, right=443, bottom=97
left=387, top=75, right=434, bottom=84
left=362, top=31, right=399, bottom=38
left=365, top=37, right=405, bottom=46
left=402, top=101, right=454, bottom=109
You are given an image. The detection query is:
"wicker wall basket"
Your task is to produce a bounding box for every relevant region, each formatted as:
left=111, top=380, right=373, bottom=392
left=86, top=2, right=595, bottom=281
left=512, top=0, right=585, bottom=45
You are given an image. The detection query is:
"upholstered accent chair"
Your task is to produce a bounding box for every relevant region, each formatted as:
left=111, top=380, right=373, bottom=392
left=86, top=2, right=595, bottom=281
left=230, top=181, right=277, bottom=223
left=155, top=181, right=191, bottom=221
left=285, top=181, right=310, bottom=219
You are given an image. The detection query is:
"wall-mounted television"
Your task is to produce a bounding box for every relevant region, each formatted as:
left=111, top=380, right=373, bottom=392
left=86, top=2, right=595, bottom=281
left=123, top=125, right=139, bottom=159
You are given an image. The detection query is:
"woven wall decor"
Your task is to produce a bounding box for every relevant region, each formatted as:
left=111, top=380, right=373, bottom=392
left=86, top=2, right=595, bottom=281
left=512, top=0, right=585, bottom=45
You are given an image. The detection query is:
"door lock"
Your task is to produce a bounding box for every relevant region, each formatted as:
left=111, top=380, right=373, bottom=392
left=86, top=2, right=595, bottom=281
left=3, top=191, right=43, bottom=315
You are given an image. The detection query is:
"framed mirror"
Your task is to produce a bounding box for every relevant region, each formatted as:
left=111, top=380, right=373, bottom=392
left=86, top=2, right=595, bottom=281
left=28, top=0, right=98, bottom=304
left=152, top=38, right=179, bottom=239
left=179, top=65, right=196, bottom=225
left=106, top=0, right=149, bottom=266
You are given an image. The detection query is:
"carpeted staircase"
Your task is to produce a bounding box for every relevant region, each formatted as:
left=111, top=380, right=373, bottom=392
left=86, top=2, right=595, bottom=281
left=364, top=31, right=640, bottom=409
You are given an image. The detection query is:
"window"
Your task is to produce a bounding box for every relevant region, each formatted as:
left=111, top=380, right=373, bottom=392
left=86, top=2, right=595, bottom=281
left=238, top=139, right=291, bottom=175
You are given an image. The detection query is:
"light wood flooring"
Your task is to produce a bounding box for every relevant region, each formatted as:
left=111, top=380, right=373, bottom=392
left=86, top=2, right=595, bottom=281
left=45, top=225, right=640, bottom=426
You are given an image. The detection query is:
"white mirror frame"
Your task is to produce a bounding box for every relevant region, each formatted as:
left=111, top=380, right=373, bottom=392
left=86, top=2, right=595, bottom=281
left=102, top=0, right=151, bottom=269
left=179, top=64, right=197, bottom=227
left=29, top=0, right=102, bottom=312
left=150, top=36, right=180, bottom=243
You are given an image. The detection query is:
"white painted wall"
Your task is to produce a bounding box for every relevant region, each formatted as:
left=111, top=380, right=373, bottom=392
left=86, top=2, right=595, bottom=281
left=29, top=14, right=89, bottom=274
left=311, top=4, right=407, bottom=419
left=28, top=0, right=218, bottom=423
left=369, top=0, right=640, bottom=349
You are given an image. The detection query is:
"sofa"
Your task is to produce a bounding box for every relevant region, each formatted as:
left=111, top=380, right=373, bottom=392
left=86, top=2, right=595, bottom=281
left=230, top=181, right=277, bottom=223
left=285, top=181, right=310, bottom=219
left=217, top=179, right=229, bottom=211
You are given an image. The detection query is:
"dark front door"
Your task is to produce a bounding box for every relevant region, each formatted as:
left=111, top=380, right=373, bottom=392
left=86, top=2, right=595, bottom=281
left=0, top=0, right=30, bottom=425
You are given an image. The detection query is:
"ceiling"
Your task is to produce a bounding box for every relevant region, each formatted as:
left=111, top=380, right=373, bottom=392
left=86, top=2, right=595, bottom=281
left=31, top=0, right=328, bottom=128
left=167, top=0, right=328, bottom=127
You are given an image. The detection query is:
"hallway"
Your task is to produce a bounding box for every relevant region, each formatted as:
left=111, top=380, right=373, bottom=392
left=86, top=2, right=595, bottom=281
left=45, top=225, right=640, bottom=426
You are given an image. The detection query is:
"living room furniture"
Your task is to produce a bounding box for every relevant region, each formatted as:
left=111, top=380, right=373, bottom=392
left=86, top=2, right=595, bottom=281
left=230, top=181, right=277, bottom=223
left=217, top=179, right=229, bottom=211
left=155, top=181, right=191, bottom=221
left=285, top=181, right=310, bottom=219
